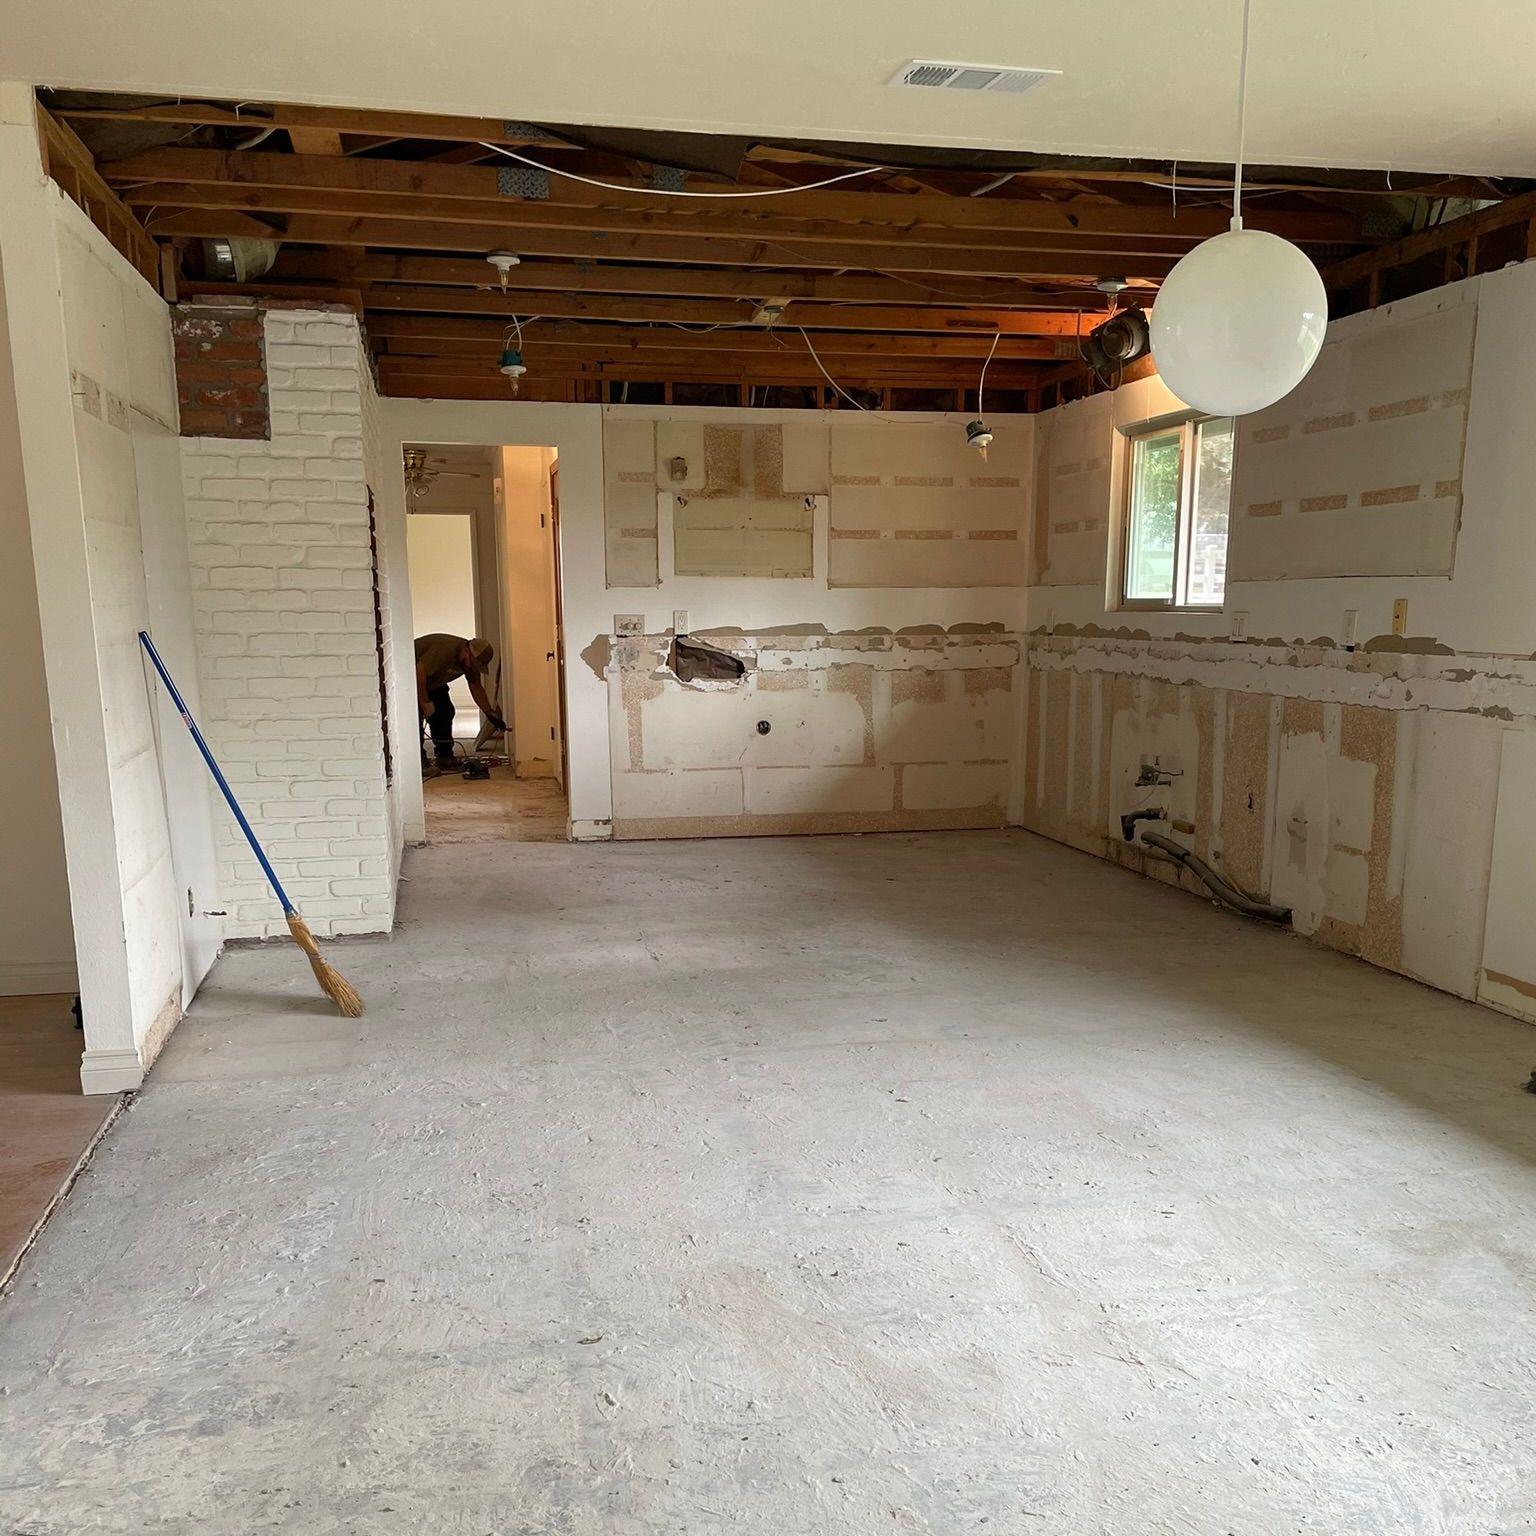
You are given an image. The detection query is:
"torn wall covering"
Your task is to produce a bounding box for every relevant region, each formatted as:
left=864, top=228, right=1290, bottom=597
left=1019, top=263, right=1536, bottom=1028
left=1229, top=289, right=1474, bottom=582
left=596, top=408, right=1032, bottom=836
left=604, top=416, right=1031, bottom=588
left=610, top=632, right=1018, bottom=839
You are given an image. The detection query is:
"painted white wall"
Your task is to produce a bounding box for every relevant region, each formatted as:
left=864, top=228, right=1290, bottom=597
left=0, top=86, right=222, bottom=1089
left=500, top=445, right=560, bottom=779
left=181, top=309, right=399, bottom=939
left=0, top=256, right=75, bottom=997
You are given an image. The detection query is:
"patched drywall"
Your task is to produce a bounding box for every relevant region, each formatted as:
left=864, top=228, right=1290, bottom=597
left=606, top=411, right=1031, bottom=591
left=1230, top=291, right=1474, bottom=582
left=1021, top=636, right=1511, bottom=1005
left=610, top=632, right=1018, bottom=838
left=1019, top=257, right=1536, bottom=1021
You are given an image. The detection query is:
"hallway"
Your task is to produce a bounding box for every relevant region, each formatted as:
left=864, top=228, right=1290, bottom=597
left=423, top=770, right=568, bottom=843
left=2, top=830, right=1534, bottom=1532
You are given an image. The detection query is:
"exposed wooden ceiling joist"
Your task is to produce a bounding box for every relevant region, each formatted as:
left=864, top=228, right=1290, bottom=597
left=183, top=278, right=1098, bottom=335
left=369, top=318, right=1064, bottom=360
left=99, top=147, right=1369, bottom=245
left=43, top=87, right=1487, bottom=408
left=144, top=209, right=1185, bottom=281
left=271, top=251, right=1116, bottom=308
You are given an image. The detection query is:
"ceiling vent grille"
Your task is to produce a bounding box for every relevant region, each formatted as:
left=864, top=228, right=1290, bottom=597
left=890, top=60, right=1059, bottom=95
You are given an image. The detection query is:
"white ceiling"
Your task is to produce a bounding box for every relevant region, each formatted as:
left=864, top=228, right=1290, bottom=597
left=12, top=0, right=1536, bottom=177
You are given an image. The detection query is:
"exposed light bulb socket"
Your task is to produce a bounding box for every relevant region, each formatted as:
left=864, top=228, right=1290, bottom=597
left=965, top=418, right=994, bottom=457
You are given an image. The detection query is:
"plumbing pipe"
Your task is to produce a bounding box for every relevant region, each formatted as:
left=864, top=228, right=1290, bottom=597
left=1138, top=830, right=1292, bottom=924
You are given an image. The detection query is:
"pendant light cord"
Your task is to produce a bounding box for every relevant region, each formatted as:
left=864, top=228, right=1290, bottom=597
left=1231, top=0, right=1253, bottom=230
left=977, top=330, right=1001, bottom=419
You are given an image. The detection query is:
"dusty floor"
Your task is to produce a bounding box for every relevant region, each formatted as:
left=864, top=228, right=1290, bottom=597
left=423, top=767, right=567, bottom=843
left=0, top=994, right=116, bottom=1284
left=3, top=830, right=1536, bottom=1533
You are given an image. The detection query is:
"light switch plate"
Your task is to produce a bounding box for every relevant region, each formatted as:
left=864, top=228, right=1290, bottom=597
left=673, top=609, right=689, bottom=634
left=1392, top=598, right=1408, bottom=636
left=614, top=613, right=644, bottom=637
left=1342, top=608, right=1359, bottom=647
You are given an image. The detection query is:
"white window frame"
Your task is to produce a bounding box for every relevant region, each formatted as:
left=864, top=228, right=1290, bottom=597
left=1116, top=412, right=1232, bottom=612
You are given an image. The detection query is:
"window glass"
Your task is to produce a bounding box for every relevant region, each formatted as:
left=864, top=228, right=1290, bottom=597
left=1187, top=417, right=1234, bottom=606
left=1124, top=428, right=1181, bottom=602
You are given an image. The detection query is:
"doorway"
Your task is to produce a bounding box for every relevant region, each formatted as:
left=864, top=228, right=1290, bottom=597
left=403, top=441, right=567, bottom=843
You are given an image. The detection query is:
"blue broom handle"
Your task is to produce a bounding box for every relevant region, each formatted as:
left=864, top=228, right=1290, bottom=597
left=138, top=629, right=296, bottom=916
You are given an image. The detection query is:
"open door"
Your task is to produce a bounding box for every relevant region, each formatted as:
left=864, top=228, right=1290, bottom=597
left=550, top=462, right=569, bottom=791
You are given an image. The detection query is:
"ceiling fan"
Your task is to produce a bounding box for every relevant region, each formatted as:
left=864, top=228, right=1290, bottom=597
left=402, top=447, right=483, bottom=501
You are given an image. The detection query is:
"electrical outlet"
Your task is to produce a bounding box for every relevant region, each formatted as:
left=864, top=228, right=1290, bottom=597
left=1230, top=611, right=1248, bottom=640
left=673, top=609, right=689, bottom=634
left=614, top=613, right=644, bottom=637
left=1342, top=609, right=1359, bottom=648
left=1392, top=598, right=1408, bottom=636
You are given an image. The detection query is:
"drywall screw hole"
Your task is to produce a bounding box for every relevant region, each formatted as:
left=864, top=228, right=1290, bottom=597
left=756, top=720, right=772, bottom=735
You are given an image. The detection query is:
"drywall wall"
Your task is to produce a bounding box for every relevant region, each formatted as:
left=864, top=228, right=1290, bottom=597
left=500, top=445, right=560, bottom=780
left=0, top=87, right=222, bottom=1089
left=601, top=408, right=1032, bottom=837
left=180, top=307, right=399, bottom=939
left=610, top=631, right=1017, bottom=838
left=1021, top=259, right=1536, bottom=1021
left=379, top=403, right=1034, bottom=840
left=0, top=259, right=75, bottom=997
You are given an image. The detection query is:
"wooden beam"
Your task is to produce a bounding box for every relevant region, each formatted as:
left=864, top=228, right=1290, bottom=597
left=143, top=208, right=1181, bottom=281
left=368, top=314, right=1063, bottom=357
left=287, top=127, right=345, bottom=156
left=275, top=250, right=1119, bottom=307
left=122, top=181, right=1202, bottom=263
left=61, top=101, right=565, bottom=150
left=58, top=100, right=1501, bottom=205
left=102, top=147, right=1369, bottom=245
left=375, top=355, right=1041, bottom=387
left=190, top=277, right=1098, bottom=334
left=1325, top=185, right=1536, bottom=291
left=34, top=104, right=160, bottom=287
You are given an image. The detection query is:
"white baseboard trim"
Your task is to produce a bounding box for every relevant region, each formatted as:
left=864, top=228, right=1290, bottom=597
left=570, top=818, right=613, bottom=842
left=0, top=961, right=79, bottom=997
left=79, top=1047, right=143, bottom=1096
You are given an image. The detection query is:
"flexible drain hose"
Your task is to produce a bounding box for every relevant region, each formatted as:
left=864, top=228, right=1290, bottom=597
left=1138, top=830, right=1292, bottom=925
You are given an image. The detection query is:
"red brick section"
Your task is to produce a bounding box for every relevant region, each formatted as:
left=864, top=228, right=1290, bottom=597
left=170, top=303, right=269, bottom=438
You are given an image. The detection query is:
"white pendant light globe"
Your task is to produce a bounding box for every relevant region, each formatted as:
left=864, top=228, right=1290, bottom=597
left=1150, top=226, right=1328, bottom=417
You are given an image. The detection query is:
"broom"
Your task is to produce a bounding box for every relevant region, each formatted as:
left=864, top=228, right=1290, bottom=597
left=138, top=630, right=364, bottom=1017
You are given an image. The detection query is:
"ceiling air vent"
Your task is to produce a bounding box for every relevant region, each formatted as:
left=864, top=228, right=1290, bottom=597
left=890, top=60, right=1060, bottom=95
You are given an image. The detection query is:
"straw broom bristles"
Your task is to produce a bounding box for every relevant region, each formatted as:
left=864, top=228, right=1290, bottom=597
left=285, top=911, right=365, bottom=1017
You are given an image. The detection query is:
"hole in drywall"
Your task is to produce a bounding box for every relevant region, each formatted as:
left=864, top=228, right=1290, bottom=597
left=667, top=636, right=750, bottom=686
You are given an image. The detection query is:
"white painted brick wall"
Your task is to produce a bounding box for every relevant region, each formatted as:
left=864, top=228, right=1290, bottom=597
left=181, top=310, right=397, bottom=939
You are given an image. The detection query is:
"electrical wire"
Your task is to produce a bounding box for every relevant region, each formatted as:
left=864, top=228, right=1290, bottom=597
left=1231, top=0, right=1253, bottom=229
left=479, top=144, right=888, bottom=198
left=976, top=331, right=1002, bottom=419
left=797, top=327, right=875, bottom=412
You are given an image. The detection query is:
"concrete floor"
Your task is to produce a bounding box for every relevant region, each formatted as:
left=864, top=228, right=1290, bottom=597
left=423, top=769, right=568, bottom=844
left=3, top=829, right=1536, bottom=1533
left=0, top=994, right=117, bottom=1286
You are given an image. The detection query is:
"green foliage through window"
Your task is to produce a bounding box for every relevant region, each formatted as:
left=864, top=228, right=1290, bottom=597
left=1122, top=416, right=1233, bottom=608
